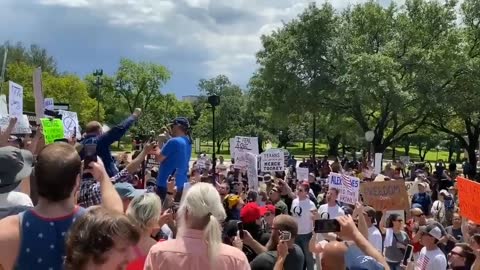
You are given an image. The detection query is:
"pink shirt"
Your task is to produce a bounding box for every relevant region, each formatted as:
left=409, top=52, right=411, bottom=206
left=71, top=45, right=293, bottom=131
left=144, top=229, right=251, bottom=270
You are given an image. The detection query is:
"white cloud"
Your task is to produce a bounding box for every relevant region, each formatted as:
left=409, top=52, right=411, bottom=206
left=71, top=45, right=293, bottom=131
left=143, top=44, right=167, bottom=51
left=39, top=0, right=89, bottom=7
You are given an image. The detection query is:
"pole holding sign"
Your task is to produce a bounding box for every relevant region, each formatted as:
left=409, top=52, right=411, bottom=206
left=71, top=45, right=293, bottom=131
left=33, top=67, right=44, bottom=124
left=8, top=81, right=23, bottom=117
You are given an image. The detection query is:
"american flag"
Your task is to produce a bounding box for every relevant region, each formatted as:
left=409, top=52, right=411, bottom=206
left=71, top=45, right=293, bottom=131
left=342, top=174, right=354, bottom=193
left=416, top=253, right=430, bottom=270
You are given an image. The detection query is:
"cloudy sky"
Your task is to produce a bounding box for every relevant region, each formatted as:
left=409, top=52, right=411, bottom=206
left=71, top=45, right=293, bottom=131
left=1, top=0, right=395, bottom=97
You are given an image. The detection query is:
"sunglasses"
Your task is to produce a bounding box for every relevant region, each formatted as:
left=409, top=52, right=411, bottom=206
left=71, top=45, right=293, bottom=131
left=449, top=250, right=464, bottom=257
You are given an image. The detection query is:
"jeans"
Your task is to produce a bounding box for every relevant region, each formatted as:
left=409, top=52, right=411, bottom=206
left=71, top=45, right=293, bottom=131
left=387, top=262, right=402, bottom=270
left=295, top=232, right=314, bottom=270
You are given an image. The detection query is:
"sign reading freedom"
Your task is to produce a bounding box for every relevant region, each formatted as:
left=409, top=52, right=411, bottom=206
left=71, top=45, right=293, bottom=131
left=360, top=180, right=409, bottom=210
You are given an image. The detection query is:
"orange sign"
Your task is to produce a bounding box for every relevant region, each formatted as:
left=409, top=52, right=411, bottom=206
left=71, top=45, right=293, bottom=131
left=360, top=180, right=409, bottom=210
left=457, top=177, right=480, bottom=224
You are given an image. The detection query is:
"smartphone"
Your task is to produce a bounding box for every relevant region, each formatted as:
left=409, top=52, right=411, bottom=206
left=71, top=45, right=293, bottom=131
left=402, top=244, right=414, bottom=266
left=170, top=202, right=179, bottom=214
left=168, top=169, right=177, bottom=182
left=237, top=221, right=244, bottom=239
left=84, top=144, right=97, bottom=169
left=279, top=231, right=291, bottom=241
left=314, top=219, right=341, bottom=233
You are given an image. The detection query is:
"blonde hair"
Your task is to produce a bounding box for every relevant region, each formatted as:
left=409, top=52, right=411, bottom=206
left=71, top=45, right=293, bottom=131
left=126, top=193, right=162, bottom=231
left=177, top=183, right=226, bottom=267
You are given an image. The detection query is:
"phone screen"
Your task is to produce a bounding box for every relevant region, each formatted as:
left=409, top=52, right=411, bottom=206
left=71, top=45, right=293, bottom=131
left=402, top=245, right=414, bottom=266
left=237, top=221, right=244, bottom=239
left=84, top=144, right=97, bottom=169
left=314, top=219, right=341, bottom=233
left=279, top=231, right=291, bottom=241
left=168, top=169, right=177, bottom=181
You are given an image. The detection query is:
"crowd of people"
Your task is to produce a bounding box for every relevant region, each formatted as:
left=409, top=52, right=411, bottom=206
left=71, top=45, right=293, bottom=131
left=0, top=110, right=479, bottom=270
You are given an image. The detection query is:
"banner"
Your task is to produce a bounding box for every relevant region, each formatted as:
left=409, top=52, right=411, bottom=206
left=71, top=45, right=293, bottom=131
left=297, top=167, right=309, bottom=181
left=8, top=81, right=23, bottom=117
left=246, top=153, right=258, bottom=191
left=260, top=149, right=285, bottom=172
left=230, top=136, right=259, bottom=158
left=457, top=177, right=480, bottom=224
left=328, top=173, right=361, bottom=205
left=58, top=110, right=80, bottom=139
left=44, top=98, right=54, bottom=111
left=360, top=180, right=409, bottom=210
left=40, top=118, right=65, bottom=144
left=33, top=67, right=44, bottom=124
left=0, top=115, right=31, bottom=134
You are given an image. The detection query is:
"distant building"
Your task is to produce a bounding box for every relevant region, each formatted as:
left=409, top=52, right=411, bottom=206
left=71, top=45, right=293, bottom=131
left=182, top=95, right=200, bottom=102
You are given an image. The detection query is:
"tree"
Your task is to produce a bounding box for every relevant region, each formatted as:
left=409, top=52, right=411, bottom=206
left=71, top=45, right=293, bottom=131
left=0, top=42, right=57, bottom=75
left=409, top=130, right=444, bottom=161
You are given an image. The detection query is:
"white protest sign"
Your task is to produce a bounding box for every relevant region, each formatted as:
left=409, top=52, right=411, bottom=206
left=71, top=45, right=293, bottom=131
left=260, top=149, right=285, bottom=172
left=44, top=98, right=54, bottom=111
left=246, top=152, right=258, bottom=191
left=33, top=67, right=44, bottom=124
left=230, top=136, right=259, bottom=158
left=197, top=157, right=206, bottom=169
left=328, top=172, right=361, bottom=205
left=374, top=153, right=383, bottom=174
left=405, top=181, right=419, bottom=202
left=234, top=152, right=248, bottom=170
left=8, top=81, right=23, bottom=117
left=59, top=110, right=80, bottom=139
left=0, top=115, right=32, bottom=134
left=297, top=167, right=309, bottom=181
left=0, top=95, right=7, bottom=115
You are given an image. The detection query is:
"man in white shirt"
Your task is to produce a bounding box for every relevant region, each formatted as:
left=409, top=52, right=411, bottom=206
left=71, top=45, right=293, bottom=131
left=291, top=182, right=317, bottom=270
left=362, top=206, right=383, bottom=253
left=415, top=224, right=447, bottom=270
left=317, top=187, right=345, bottom=219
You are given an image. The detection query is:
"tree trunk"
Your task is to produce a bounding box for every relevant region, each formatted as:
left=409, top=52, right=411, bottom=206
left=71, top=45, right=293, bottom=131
left=404, top=141, right=410, bottom=156
left=327, top=135, right=340, bottom=157
left=418, top=145, right=425, bottom=161
left=448, top=138, right=454, bottom=162
left=216, top=140, right=222, bottom=154
left=341, top=144, right=346, bottom=156
left=392, top=146, right=396, bottom=160
left=466, top=146, right=477, bottom=172
left=302, top=140, right=306, bottom=151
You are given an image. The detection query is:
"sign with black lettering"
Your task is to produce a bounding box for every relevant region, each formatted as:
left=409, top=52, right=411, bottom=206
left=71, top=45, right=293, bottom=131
left=260, top=149, right=285, bottom=172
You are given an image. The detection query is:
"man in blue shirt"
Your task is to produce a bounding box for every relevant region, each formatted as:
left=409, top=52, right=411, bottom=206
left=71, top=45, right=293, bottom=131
left=155, top=117, right=192, bottom=202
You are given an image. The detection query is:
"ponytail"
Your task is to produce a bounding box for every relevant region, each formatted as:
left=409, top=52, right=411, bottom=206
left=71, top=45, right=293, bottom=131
left=204, top=214, right=222, bottom=268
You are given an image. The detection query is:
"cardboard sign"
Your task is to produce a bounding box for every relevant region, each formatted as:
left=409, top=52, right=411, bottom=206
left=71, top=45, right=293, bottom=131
left=297, top=167, right=309, bottom=181
left=230, top=136, right=259, bottom=158
left=246, top=152, right=258, bottom=191
left=40, top=118, right=65, bottom=144
left=0, top=95, right=7, bottom=115
left=8, top=81, right=23, bottom=117
left=0, top=115, right=31, bottom=134
left=360, top=180, right=409, bottom=211
left=44, top=98, right=54, bottom=111
left=58, top=110, right=80, bottom=139
left=328, top=173, right=361, bottom=205
left=260, top=149, right=285, bottom=172
left=33, top=67, right=44, bottom=124
left=405, top=181, right=419, bottom=202
left=457, top=177, right=480, bottom=224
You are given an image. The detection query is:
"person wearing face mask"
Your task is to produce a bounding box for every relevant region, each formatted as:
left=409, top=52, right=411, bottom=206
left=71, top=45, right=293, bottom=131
left=447, top=243, right=475, bottom=270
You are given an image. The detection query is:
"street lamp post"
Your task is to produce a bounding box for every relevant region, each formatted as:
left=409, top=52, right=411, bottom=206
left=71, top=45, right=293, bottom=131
left=208, top=95, right=220, bottom=178
left=365, top=131, right=375, bottom=162
left=93, top=69, right=103, bottom=121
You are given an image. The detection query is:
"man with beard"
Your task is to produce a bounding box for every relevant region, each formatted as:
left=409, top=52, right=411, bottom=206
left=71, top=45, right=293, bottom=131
left=250, top=215, right=304, bottom=270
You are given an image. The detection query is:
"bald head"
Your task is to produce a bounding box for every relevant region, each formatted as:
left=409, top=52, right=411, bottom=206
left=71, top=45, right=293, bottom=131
left=321, top=241, right=347, bottom=270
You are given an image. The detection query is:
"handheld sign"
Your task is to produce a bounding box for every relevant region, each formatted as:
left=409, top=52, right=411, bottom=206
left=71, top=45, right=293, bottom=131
left=457, top=177, right=480, bottom=224
left=59, top=110, right=80, bottom=139
left=0, top=115, right=31, bottom=134
left=297, top=167, right=309, bottom=181
left=44, top=98, right=54, bottom=111
left=8, top=81, right=23, bottom=117
left=360, top=180, right=409, bottom=210
left=230, top=136, right=259, bottom=159
left=246, top=153, right=258, bottom=191
left=40, top=118, right=65, bottom=144
left=260, top=149, right=285, bottom=172
left=328, top=173, right=360, bottom=205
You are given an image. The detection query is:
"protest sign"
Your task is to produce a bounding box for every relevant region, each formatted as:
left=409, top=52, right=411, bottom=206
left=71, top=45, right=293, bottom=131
left=246, top=153, right=258, bottom=191
left=457, top=177, right=480, bottom=224
left=146, top=154, right=158, bottom=170
left=8, top=81, right=23, bottom=117
left=360, top=180, right=409, bottom=210
left=328, top=173, right=361, bottom=205
left=374, top=153, right=383, bottom=174
left=197, top=157, right=206, bottom=169
left=260, top=149, right=285, bottom=172
left=234, top=152, right=248, bottom=170
left=297, top=167, right=309, bottom=181
left=405, top=181, right=419, bottom=202
left=40, top=118, right=65, bottom=144
left=59, top=110, right=80, bottom=139
left=33, top=67, right=44, bottom=124
left=0, top=95, right=7, bottom=115
left=0, top=115, right=31, bottom=134
left=230, top=136, right=259, bottom=158
left=44, top=98, right=54, bottom=111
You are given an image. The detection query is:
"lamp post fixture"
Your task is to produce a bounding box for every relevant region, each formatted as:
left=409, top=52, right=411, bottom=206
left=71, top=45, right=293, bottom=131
left=93, top=69, right=103, bottom=121
left=208, top=95, right=220, bottom=178
left=365, top=130, right=375, bottom=162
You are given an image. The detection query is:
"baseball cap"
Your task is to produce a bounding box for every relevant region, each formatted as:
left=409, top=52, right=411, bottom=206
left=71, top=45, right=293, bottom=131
left=260, top=204, right=276, bottom=216
left=224, top=194, right=240, bottom=209
left=240, top=202, right=261, bottom=224
left=419, top=224, right=442, bottom=240
left=439, top=189, right=449, bottom=196
left=0, top=146, right=33, bottom=194
left=114, top=182, right=145, bottom=199
left=169, top=117, right=190, bottom=130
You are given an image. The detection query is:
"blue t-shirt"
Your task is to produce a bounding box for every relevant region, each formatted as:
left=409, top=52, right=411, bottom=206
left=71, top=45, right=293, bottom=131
left=157, top=136, right=191, bottom=189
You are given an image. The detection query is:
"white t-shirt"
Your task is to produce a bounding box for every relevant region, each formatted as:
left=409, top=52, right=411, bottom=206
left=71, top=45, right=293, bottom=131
left=291, top=197, right=317, bottom=234
left=415, top=247, right=447, bottom=270
left=368, top=226, right=383, bottom=253
left=317, top=203, right=345, bottom=219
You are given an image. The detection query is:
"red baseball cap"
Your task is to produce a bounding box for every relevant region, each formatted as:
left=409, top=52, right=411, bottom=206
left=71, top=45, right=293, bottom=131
left=260, top=204, right=275, bottom=216
left=240, top=202, right=261, bottom=224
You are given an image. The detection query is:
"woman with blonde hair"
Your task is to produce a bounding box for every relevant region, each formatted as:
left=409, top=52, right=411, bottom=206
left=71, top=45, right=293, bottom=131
left=144, top=183, right=250, bottom=269
left=125, top=193, right=163, bottom=270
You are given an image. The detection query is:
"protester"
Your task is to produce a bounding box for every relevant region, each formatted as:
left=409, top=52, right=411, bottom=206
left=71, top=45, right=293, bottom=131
left=380, top=212, right=410, bottom=270
left=414, top=224, right=448, bottom=269
left=445, top=213, right=465, bottom=255
left=144, top=183, right=250, bottom=269
left=269, top=185, right=288, bottom=215
left=0, top=143, right=123, bottom=270
left=362, top=206, right=383, bottom=252
left=154, top=117, right=192, bottom=202
left=411, top=182, right=432, bottom=216
left=81, top=108, right=141, bottom=177
left=317, top=188, right=345, bottom=219
left=64, top=206, right=140, bottom=270
left=448, top=243, right=476, bottom=270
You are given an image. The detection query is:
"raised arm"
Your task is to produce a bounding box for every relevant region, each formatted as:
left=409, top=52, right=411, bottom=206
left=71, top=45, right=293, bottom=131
left=98, top=109, right=141, bottom=146
left=86, top=159, right=123, bottom=213
left=0, top=117, right=17, bottom=147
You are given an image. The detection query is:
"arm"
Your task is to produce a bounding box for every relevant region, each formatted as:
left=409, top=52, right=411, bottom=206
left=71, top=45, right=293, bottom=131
left=379, top=210, right=387, bottom=234
left=0, top=117, right=16, bottom=147
left=273, top=256, right=285, bottom=270
left=124, top=143, right=154, bottom=174
left=87, top=160, right=123, bottom=213
left=243, top=231, right=268, bottom=255
left=98, top=110, right=140, bottom=146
